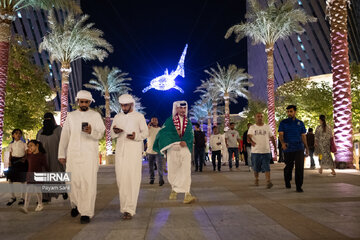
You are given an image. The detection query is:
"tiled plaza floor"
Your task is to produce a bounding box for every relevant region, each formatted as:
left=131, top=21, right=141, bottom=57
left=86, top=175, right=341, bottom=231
left=1, top=161, right=360, bottom=240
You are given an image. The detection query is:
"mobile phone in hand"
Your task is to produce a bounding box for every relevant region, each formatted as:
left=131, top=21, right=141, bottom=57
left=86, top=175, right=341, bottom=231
left=82, top=122, right=88, bottom=131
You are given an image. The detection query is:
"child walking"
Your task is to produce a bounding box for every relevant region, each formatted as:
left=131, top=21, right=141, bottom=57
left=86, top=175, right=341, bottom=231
left=7, top=129, right=28, bottom=206
left=20, top=140, right=48, bottom=214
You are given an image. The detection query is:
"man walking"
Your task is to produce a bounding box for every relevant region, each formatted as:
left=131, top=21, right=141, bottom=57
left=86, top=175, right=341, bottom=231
left=306, top=128, right=315, bottom=169
left=193, top=123, right=206, bottom=172
left=58, top=90, right=105, bottom=224
left=247, top=113, right=276, bottom=188
left=242, top=123, right=252, bottom=170
left=153, top=101, right=196, bottom=204
left=209, top=126, right=222, bottom=171
left=146, top=117, right=164, bottom=186
left=225, top=122, right=241, bottom=170
left=278, top=105, right=309, bottom=192
left=111, top=94, right=148, bottom=220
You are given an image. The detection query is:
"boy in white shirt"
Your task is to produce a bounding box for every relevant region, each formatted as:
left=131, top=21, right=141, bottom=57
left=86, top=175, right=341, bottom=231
left=247, top=113, right=276, bottom=188
left=209, top=126, right=222, bottom=171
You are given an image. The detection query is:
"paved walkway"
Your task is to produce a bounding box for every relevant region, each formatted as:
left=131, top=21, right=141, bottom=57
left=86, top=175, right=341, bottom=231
left=1, top=161, right=360, bottom=240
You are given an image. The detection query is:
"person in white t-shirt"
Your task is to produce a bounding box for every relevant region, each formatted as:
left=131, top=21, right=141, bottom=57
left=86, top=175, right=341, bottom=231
left=225, top=123, right=241, bottom=170
left=146, top=117, right=164, bottom=186
left=209, top=126, right=222, bottom=171
left=247, top=113, right=276, bottom=188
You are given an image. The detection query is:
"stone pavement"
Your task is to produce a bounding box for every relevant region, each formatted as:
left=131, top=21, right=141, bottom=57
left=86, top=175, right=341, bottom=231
left=1, top=161, right=360, bottom=240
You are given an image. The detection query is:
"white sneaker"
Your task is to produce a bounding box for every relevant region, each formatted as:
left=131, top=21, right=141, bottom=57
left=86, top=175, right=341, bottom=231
left=20, top=207, right=28, bottom=214
left=35, top=204, right=44, bottom=212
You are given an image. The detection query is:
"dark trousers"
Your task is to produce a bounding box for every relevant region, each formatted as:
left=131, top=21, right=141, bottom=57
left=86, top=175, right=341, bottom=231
left=148, top=154, right=163, bottom=181
left=211, top=150, right=222, bottom=171
left=228, top=148, right=239, bottom=168
left=284, top=150, right=304, bottom=189
left=243, top=148, right=248, bottom=165
left=309, top=148, right=315, bottom=167
left=194, top=147, right=205, bottom=171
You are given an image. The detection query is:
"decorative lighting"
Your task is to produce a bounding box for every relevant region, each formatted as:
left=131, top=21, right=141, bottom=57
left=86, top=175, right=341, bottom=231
left=142, top=44, right=188, bottom=93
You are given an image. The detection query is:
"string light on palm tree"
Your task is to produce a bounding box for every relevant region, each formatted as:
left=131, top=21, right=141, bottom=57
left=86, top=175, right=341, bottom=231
left=39, top=11, right=113, bottom=126
left=326, top=0, right=353, bottom=167
left=84, top=66, right=131, bottom=156
left=205, top=63, right=253, bottom=128
left=195, top=79, right=221, bottom=126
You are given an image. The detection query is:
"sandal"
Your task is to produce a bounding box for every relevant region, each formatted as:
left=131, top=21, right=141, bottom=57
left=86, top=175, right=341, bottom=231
left=122, top=212, right=132, bottom=220
left=6, top=197, right=16, bottom=206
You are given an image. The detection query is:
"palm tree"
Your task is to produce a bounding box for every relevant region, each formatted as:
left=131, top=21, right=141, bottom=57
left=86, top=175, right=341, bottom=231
left=190, top=100, right=209, bottom=131
left=0, top=0, right=80, bottom=162
left=205, top=63, right=252, bottom=128
left=190, top=98, right=212, bottom=150
left=326, top=0, right=353, bottom=167
left=133, top=95, right=146, bottom=115
left=84, top=66, right=131, bottom=155
left=225, top=0, right=316, bottom=160
left=39, top=11, right=113, bottom=126
left=195, top=79, right=221, bottom=126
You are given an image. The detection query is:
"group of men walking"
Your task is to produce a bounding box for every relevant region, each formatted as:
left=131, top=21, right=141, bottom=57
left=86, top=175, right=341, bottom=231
left=59, top=91, right=196, bottom=224
left=58, top=89, right=309, bottom=224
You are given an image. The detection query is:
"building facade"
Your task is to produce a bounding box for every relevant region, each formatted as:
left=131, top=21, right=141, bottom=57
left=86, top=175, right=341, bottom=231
left=248, top=0, right=360, bottom=101
left=11, top=8, right=82, bottom=111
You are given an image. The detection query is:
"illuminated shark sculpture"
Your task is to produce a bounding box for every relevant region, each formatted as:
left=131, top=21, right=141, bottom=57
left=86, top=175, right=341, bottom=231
left=142, top=44, right=188, bottom=93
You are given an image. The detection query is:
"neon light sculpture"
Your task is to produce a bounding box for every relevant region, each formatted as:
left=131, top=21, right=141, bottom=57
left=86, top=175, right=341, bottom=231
left=142, top=44, right=188, bottom=93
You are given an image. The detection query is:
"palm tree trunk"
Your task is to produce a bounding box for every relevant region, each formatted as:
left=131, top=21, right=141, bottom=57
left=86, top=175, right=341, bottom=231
left=200, top=120, right=204, bottom=131
left=0, top=19, right=12, bottom=162
left=207, top=113, right=211, bottom=155
left=224, top=93, right=230, bottom=128
left=60, top=62, right=71, bottom=126
left=105, top=91, right=112, bottom=155
left=266, top=43, right=277, bottom=161
left=212, top=100, right=217, bottom=126
left=328, top=0, right=353, bottom=168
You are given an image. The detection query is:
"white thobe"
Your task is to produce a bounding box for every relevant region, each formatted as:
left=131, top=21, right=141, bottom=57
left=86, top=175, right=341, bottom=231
left=111, top=110, right=148, bottom=216
left=221, top=134, right=228, bottom=163
left=163, top=116, right=192, bottom=193
left=58, top=110, right=105, bottom=218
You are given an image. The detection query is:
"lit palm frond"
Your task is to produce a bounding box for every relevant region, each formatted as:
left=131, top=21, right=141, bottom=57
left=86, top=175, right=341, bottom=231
left=39, top=10, right=113, bottom=64
left=225, top=0, right=317, bottom=45
left=133, top=95, right=146, bottom=115
left=84, top=66, right=132, bottom=96
left=0, top=0, right=81, bottom=13
left=195, top=79, right=220, bottom=103
left=190, top=99, right=210, bottom=122
left=109, top=93, right=145, bottom=115
left=205, top=63, right=253, bottom=99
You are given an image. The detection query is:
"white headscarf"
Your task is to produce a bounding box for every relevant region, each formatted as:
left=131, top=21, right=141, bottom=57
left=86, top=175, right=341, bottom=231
left=172, top=100, right=188, bottom=117
left=118, top=94, right=135, bottom=110
left=75, top=90, right=95, bottom=102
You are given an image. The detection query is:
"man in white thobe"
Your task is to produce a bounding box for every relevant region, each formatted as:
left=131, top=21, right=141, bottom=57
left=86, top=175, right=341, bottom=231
left=58, top=90, right=105, bottom=224
left=153, top=101, right=196, bottom=204
left=111, top=94, right=148, bottom=220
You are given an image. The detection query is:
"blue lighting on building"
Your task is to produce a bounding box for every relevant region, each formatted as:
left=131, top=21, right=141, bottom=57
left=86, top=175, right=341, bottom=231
left=142, top=44, right=188, bottom=93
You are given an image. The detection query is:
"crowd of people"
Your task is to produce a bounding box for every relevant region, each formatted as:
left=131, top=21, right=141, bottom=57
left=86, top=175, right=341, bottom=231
left=4, top=90, right=337, bottom=224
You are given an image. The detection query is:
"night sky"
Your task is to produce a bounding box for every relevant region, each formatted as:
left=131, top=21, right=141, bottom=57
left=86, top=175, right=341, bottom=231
left=81, top=0, right=248, bottom=123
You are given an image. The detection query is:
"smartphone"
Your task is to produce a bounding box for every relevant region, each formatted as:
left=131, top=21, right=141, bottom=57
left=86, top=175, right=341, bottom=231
left=82, top=122, right=88, bottom=131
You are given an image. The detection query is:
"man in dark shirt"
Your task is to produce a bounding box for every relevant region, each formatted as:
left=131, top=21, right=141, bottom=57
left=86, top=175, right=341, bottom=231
left=193, top=123, right=206, bottom=172
left=306, top=128, right=315, bottom=169
left=278, top=105, right=309, bottom=193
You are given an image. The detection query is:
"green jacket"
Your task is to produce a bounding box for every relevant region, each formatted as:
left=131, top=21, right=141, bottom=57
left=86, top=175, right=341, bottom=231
left=153, top=116, right=194, bottom=154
